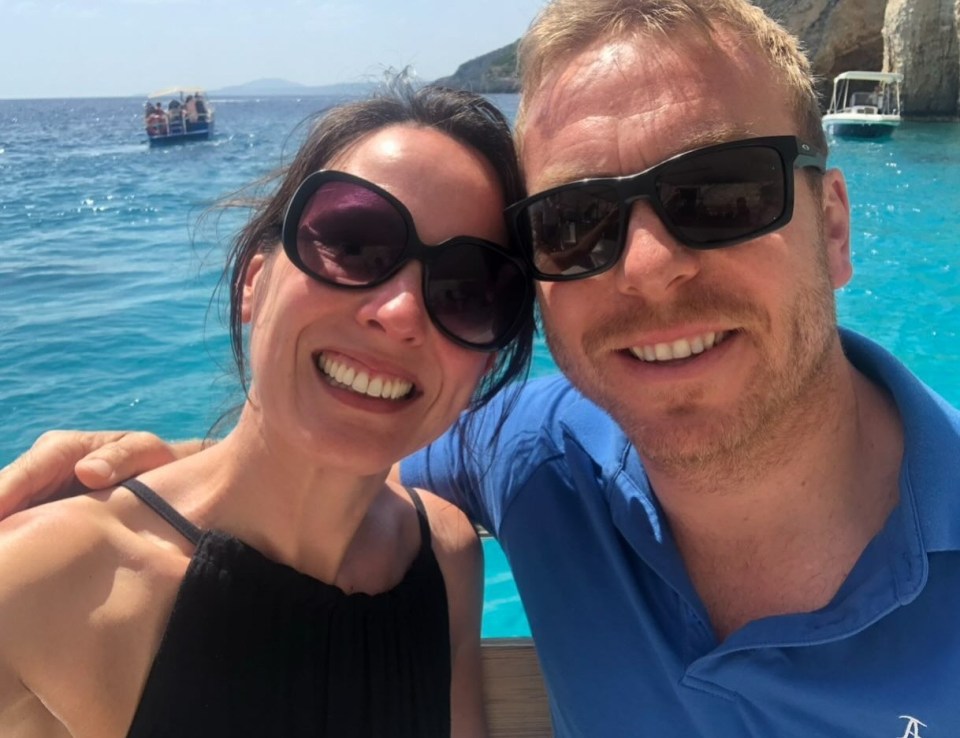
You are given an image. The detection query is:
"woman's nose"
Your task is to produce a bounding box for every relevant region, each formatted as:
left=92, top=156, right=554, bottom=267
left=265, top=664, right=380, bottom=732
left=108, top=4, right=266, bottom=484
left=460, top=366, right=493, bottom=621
left=354, top=262, right=430, bottom=346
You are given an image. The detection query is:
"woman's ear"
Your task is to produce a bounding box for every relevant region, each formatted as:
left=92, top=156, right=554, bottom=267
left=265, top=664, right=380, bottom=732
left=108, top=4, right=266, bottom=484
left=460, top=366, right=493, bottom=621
left=241, top=254, right=267, bottom=324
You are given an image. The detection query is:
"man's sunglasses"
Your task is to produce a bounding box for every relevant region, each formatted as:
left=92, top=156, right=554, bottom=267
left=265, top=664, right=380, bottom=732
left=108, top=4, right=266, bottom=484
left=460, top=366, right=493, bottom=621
left=281, top=170, right=532, bottom=351
left=505, top=135, right=827, bottom=281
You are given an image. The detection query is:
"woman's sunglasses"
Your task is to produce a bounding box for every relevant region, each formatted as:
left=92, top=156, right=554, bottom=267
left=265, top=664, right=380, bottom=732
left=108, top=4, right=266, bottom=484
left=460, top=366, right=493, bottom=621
left=281, top=171, right=532, bottom=352
left=505, top=135, right=827, bottom=281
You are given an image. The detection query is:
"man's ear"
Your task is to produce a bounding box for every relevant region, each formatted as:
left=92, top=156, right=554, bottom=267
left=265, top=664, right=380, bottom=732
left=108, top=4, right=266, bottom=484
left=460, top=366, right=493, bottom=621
left=241, top=254, right=267, bottom=324
left=822, top=169, right=852, bottom=289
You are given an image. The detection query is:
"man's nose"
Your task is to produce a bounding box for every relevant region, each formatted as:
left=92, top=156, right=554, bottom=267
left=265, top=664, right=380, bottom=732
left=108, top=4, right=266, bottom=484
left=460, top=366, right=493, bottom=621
left=613, top=201, right=703, bottom=300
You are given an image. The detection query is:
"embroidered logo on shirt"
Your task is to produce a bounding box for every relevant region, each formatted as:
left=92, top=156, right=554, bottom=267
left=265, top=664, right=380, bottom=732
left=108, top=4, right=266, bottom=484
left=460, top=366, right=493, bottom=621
left=898, top=715, right=927, bottom=738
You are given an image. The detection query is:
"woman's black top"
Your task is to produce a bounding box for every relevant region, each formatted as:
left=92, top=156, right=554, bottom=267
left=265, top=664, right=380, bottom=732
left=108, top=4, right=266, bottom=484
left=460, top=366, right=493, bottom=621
left=121, top=478, right=451, bottom=738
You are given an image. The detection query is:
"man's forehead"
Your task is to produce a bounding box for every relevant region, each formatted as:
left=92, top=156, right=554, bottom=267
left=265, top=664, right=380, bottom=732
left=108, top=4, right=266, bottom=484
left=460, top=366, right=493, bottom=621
left=518, top=35, right=786, bottom=190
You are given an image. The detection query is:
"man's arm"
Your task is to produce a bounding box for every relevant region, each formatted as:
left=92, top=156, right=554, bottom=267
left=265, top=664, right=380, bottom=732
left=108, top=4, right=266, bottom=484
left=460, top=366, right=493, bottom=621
left=0, top=431, right=199, bottom=519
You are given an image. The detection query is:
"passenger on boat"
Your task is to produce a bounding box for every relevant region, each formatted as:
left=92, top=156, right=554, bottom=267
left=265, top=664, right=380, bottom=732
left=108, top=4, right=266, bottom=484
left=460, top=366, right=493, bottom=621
left=183, top=94, right=198, bottom=124
left=0, top=83, right=534, bottom=738
left=194, top=93, right=207, bottom=120
left=166, top=98, right=184, bottom=133
left=145, top=102, right=168, bottom=137
left=4, top=1, right=959, bottom=736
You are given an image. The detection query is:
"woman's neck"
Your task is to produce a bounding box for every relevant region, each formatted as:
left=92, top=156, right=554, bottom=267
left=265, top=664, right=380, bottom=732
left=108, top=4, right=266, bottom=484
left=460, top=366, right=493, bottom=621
left=136, top=412, right=391, bottom=584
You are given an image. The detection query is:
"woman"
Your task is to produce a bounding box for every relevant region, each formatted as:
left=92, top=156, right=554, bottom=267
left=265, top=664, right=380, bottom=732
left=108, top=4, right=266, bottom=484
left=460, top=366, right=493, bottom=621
left=0, top=85, right=533, bottom=737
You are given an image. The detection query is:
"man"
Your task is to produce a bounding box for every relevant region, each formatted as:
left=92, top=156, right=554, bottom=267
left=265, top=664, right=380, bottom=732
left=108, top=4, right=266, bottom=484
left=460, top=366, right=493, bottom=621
left=3, top=1, right=959, bottom=735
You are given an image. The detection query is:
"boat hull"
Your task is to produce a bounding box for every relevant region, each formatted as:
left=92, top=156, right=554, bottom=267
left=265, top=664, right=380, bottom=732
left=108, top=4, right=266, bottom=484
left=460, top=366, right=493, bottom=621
left=823, top=120, right=897, bottom=139
left=147, top=122, right=214, bottom=147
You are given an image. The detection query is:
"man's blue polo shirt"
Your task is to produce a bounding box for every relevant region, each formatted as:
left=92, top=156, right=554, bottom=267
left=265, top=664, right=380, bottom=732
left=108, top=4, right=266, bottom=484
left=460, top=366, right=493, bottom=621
left=402, top=329, right=960, bottom=737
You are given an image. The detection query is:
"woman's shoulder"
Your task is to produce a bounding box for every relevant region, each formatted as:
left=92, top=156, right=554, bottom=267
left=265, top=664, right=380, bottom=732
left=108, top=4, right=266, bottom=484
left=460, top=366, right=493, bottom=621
left=0, top=495, right=125, bottom=688
left=0, top=491, right=191, bottom=737
left=407, top=487, right=483, bottom=681
left=0, top=489, right=189, bottom=639
left=0, top=493, right=121, bottom=586
left=410, top=486, right=481, bottom=559
left=407, top=487, right=483, bottom=602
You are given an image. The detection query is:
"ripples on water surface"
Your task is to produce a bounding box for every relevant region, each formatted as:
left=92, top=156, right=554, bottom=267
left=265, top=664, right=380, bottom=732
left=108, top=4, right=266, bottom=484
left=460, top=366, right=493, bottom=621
left=1, top=96, right=958, bottom=636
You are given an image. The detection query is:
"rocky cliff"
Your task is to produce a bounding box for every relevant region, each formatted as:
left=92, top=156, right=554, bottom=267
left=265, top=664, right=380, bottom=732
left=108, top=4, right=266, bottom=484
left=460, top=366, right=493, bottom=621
left=433, top=41, right=519, bottom=94
left=759, top=0, right=959, bottom=118
left=882, top=0, right=959, bottom=117
left=437, top=0, right=960, bottom=118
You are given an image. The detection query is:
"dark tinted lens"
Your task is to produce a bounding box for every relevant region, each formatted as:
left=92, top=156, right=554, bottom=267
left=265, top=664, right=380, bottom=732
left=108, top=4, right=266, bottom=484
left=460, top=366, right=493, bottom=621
left=524, top=185, right=622, bottom=277
left=296, top=181, right=407, bottom=284
left=657, top=146, right=786, bottom=246
left=425, top=243, right=526, bottom=347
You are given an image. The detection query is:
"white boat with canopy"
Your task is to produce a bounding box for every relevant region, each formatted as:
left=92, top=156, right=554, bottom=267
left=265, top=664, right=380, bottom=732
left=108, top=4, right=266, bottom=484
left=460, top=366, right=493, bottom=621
left=822, top=71, right=903, bottom=139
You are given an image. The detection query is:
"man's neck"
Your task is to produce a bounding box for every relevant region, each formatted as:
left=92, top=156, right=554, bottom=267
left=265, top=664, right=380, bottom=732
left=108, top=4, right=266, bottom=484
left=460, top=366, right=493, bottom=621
left=642, top=357, right=904, bottom=639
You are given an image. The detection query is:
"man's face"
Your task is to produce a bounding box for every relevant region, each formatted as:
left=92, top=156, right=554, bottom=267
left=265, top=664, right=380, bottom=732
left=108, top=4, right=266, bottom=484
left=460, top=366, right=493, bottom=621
left=520, top=32, right=852, bottom=473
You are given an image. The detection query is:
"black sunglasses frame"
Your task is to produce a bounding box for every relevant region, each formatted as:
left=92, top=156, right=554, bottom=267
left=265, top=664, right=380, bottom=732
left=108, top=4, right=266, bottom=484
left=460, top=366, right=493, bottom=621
left=281, top=170, right=533, bottom=352
left=506, top=135, right=827, bottom=282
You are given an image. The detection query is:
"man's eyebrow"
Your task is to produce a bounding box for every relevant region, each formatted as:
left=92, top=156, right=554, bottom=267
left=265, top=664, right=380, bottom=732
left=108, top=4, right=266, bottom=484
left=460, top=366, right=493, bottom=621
left=530, top=164, right=608, bottom=192
left=529, top=125, right=761, bottom=192
left=667, top=125, right=757, bottom=154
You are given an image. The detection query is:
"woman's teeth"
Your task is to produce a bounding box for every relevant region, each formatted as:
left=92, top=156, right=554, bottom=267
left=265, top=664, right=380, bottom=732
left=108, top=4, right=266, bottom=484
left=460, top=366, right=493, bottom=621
left=317, top=354, right=413, bottom=400
left=629, top=331, right=729, bottom=362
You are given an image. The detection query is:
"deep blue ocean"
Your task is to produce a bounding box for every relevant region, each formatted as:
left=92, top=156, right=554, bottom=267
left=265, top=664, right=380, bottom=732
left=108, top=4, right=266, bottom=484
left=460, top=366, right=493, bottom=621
left=1, top=95, right=958, bottom=636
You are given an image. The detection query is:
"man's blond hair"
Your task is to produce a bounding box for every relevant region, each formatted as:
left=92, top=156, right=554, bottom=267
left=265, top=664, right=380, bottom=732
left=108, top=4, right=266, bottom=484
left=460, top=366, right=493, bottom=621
left=515, top=0, right=826, bottom=154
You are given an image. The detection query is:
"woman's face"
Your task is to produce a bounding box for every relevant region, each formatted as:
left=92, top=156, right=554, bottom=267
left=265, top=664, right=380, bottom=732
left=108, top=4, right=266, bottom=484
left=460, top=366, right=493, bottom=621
left=242, top=124, right=509, bottom=473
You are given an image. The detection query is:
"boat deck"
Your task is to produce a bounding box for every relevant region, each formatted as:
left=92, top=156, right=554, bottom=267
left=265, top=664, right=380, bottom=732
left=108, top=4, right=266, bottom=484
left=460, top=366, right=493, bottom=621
left=482, top=638, right=553, bottom=736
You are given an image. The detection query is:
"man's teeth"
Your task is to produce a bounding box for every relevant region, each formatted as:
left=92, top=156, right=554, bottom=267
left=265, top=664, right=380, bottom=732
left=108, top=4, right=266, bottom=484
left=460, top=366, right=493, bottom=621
left=317, top=355, right=413, bottom=400
left=629, top=331, right=728, bottom=362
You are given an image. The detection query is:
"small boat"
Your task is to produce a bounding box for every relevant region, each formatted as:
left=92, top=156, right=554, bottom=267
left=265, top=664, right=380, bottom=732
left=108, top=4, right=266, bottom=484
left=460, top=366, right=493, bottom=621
left=144, top=87, right=214, bottom=146
left=822, top=71, right=903, bottom=139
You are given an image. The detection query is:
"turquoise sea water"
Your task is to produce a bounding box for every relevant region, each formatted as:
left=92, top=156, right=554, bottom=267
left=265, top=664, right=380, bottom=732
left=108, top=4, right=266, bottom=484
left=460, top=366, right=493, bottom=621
left=1, top=95, right=958, bottom=637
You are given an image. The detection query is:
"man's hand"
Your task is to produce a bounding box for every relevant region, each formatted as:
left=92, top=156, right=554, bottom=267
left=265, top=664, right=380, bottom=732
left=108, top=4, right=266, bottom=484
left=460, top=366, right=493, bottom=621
left=0, top=431, right=198, bottom=519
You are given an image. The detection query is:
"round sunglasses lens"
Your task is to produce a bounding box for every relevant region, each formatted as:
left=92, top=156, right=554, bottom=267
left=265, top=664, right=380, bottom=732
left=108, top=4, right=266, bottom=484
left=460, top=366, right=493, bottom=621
left=297, top=181, right=407, bottom=284
left=524, top=186, right=621, bottom=276
left=658, top=146, right=786, bottom=247
left=425, top=245, right=526, bottom=348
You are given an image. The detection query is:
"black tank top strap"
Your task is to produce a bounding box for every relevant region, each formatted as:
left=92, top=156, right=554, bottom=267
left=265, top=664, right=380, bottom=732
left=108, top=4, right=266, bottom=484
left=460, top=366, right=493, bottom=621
left=120, top=477, right=203, bottom=545
left=402, top=485, right=432, bottom=552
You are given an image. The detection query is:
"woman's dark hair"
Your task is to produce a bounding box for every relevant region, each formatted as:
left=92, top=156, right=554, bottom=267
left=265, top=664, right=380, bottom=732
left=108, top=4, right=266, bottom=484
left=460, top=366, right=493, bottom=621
left=221, top=81, right=533, bottom=415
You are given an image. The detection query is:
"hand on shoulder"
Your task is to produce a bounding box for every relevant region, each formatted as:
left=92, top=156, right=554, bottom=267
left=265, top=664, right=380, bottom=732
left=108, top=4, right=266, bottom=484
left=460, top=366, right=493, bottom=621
left=0, top=430, right=201, bottom=520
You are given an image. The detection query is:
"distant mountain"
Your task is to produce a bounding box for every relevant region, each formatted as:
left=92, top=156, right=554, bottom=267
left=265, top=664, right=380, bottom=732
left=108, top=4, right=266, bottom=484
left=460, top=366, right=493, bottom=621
left=433, top=41, right=520, bottom=94
left=206, top=43, right=524, bottom=101
left=210, top=78, right=379, bottom=97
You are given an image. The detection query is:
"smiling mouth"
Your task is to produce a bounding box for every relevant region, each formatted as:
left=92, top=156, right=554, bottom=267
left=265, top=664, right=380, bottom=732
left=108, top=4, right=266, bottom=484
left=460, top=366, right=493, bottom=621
left=628, top=330, right=731, bottom=363
left=316, top=353, right=416, bottom=400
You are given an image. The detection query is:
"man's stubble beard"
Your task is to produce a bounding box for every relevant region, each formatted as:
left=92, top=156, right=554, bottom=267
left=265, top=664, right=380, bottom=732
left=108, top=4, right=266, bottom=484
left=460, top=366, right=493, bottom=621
left=540, top=243, right=840, bottom=482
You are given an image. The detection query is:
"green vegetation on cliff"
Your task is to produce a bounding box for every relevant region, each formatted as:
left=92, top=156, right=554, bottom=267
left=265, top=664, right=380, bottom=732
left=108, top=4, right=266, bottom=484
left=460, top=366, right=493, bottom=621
left=434, top=40, right=520, bottom=93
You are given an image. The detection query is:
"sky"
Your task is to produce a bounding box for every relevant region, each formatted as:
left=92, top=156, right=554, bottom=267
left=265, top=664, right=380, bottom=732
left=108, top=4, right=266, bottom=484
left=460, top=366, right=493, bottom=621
left=0, top=0, right=547, bottom=99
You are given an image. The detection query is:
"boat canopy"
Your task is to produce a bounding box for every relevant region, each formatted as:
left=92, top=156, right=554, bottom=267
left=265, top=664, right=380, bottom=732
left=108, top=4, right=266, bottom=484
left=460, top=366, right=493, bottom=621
left=832, top=71, right=903, bottom=84
left=147, top=87, right=208, bottom=99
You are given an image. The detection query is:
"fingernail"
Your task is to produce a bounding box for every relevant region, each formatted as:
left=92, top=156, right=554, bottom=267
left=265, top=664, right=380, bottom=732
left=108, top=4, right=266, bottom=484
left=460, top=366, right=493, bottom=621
left=79, top=458, right=115, bottom=482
